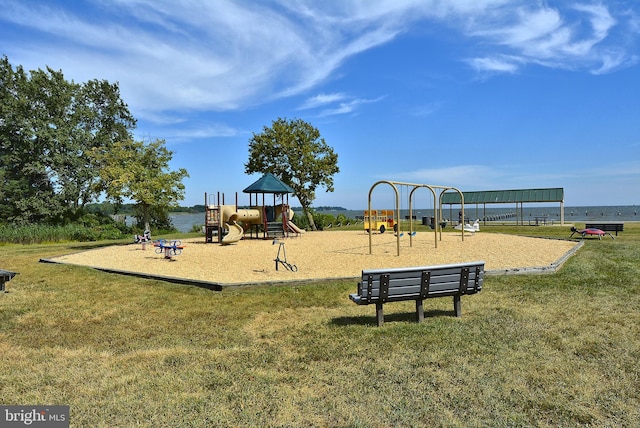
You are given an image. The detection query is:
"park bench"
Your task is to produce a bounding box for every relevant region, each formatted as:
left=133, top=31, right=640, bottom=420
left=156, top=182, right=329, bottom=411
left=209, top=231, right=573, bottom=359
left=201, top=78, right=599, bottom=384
left=349, top=261, right=485, bottom=326
left=584, top=222, right=624, bottom=236
left=1, top=269, right=18, bottom=292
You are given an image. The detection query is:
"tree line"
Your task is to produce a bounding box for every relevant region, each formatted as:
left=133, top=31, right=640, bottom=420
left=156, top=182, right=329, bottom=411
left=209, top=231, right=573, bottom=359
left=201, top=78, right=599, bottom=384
left=1, top=55, right=340, bottom=237
left=0, top=56, right=187, bottom=231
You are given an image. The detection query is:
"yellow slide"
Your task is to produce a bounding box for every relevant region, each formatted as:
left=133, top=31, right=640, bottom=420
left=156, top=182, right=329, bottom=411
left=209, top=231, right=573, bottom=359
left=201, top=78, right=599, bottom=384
left=287, top=221, right=305, bottom=234
left=222, top=221, right=244, bottom=244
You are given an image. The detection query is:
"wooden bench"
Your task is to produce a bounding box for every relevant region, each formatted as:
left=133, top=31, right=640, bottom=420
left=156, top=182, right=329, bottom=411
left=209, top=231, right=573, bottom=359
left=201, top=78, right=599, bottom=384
left=584, top=222, right=624, bottom=236
left=349, top=261, right=485, bottom=326
left=1, top=269, right=18, bottom=292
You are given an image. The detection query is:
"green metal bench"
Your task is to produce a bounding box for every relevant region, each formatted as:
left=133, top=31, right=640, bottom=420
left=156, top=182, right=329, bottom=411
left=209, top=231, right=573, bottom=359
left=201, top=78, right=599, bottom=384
left=349, top=261, right=484, bottom=326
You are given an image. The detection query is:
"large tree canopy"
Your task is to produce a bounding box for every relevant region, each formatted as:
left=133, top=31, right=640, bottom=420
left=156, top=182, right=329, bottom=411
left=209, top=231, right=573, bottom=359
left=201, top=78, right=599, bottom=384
left=90, top=139, right=189, bottom=232
left=0, top=56, right=135, bottom=224
left=245, top=117, right=339, bottom=230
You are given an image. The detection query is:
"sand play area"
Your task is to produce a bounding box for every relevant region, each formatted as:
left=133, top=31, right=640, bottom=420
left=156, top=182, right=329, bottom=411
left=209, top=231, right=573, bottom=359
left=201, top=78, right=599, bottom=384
left=44, top=231, right=580, bottom=287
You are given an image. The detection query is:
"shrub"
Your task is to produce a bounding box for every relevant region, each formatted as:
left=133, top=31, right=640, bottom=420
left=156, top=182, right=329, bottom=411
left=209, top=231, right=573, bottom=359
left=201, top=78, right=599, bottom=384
left=291, top=212, right=309, bottom=230
left=312, top=212, right=336, bottom=230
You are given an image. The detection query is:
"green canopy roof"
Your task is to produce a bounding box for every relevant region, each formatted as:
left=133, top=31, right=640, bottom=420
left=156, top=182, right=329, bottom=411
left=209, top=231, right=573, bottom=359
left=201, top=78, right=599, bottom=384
left=243, top=173, right=295, bottom=194
left=441, top=188, right=564, bottom=204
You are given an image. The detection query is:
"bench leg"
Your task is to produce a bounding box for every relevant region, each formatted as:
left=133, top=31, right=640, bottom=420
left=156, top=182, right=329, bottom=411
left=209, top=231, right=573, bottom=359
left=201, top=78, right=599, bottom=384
left=376, top=302, right=384, bottom=327
left=453, top=295, right=462, bottom=317
left=416, top=299, right=424, bottom=323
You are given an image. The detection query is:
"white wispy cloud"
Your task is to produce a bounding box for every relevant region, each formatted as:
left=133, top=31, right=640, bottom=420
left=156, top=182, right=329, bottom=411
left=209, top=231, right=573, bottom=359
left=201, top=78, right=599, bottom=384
left=167, top=124, right=242, bottom=140
left=462, top=2, right=635, bottom=74
left=316, top=96, right=385, bottom=117
left=297, top=91, right=385, bottom=117
left=133, top=123, right=242, bottom=145
left=1, top=0, right=637, bottom=118
left=298, top=93, right=349, bottom=110
left=469, top=56, right=521, bottom=73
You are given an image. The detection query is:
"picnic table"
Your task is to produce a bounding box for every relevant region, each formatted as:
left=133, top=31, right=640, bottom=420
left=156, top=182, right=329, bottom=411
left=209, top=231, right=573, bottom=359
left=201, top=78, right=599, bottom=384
left=529, top=215, right=552, bottom=226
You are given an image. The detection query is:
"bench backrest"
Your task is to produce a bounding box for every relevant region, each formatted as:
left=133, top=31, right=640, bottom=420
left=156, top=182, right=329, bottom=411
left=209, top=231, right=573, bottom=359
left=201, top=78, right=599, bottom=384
left=585, top=222, right=624, bottom=231
left=357, top=261, right=484, bottom=304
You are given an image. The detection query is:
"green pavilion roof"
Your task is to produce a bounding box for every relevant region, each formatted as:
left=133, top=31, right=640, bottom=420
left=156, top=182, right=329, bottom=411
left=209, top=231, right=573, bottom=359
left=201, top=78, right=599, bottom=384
left=242, top=173, right=295, bottom=194
left=441, top=188, right=564, bottom=205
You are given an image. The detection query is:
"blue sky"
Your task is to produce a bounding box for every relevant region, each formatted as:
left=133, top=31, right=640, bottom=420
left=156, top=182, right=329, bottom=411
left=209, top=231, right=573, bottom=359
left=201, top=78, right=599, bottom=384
left=1, top=0, right=639, bottom=209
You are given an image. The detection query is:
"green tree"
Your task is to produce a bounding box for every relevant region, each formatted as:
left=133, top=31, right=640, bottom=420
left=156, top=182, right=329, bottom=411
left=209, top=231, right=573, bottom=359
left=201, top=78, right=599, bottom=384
left=0, top=59, right=57, bottom=223
left=0, top=56, right=135, bottom=224
left=90, top=139, right=189, bottom=232
left=57, top=78, right=136, bottom=213
left=245, top=117, right=339, bottom=230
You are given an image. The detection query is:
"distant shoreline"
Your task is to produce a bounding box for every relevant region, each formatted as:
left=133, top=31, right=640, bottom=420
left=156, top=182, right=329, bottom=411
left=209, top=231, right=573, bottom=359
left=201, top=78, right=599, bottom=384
left=172, top=204, right=638, bottom=214
left=170, top=205, right=639, bottom=232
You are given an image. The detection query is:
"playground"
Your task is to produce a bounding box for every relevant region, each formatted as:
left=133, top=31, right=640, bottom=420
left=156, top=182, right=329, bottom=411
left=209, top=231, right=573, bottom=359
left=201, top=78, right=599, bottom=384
left=43, top=178, right=581, bottom=286
left=46, top=230, right=578, bottom=287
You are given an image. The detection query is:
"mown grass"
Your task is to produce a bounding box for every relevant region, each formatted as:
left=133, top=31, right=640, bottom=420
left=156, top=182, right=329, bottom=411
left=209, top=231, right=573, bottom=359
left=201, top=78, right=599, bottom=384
left=1, top=224, right=639, bottom=426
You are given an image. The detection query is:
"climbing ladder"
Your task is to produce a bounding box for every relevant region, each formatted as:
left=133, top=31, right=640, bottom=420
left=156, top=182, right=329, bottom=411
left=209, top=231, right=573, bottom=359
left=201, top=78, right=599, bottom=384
left=204, top=192, right=222, bottom=243
left=266, top=221, right=285, bottom=238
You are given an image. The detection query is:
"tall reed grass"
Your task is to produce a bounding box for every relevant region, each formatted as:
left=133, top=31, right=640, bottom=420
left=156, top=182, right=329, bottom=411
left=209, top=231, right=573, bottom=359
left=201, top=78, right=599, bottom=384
left=0, top=223, right=127, bottom=244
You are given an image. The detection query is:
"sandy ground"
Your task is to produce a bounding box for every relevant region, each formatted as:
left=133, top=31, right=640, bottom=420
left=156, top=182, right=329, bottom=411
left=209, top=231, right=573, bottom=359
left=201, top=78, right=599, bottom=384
left=46, top=231, right=579, bottom=286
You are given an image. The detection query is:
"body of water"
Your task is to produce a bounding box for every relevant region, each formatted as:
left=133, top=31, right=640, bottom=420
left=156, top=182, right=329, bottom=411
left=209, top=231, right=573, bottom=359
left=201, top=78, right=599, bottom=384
left=169, top=205, right=638, bottom=233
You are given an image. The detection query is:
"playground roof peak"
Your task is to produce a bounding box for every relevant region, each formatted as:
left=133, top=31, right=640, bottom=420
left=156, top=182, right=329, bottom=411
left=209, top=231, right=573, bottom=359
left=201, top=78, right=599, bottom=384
left=243, top=172, right=295, bottom=194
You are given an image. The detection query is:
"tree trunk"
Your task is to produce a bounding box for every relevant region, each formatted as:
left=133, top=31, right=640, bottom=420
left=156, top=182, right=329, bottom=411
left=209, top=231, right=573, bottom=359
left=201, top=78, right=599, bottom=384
left=142, top=204, right=151, bottom=232
left=303, top=206, right=317, bottom=231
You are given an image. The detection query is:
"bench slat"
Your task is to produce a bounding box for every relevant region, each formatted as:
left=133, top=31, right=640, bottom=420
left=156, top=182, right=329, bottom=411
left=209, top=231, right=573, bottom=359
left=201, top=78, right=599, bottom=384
left=357, top=281, right=474, bottom=301
left=362, top=261, right=482, bottom=276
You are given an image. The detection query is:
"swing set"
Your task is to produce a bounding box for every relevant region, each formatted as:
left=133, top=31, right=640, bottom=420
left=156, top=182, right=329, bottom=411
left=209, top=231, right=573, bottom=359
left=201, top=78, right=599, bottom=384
left=367, top=180, right=466, bottom=256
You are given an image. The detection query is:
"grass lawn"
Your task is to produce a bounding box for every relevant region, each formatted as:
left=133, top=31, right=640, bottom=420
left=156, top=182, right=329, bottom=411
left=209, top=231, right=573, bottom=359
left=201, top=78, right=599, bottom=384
left=1, top=224, right=639, bottom=427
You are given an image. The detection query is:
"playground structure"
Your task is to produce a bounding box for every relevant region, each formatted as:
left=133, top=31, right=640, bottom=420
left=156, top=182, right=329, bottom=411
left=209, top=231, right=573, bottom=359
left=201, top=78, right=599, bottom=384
left=154, top=239, right=185, bottom=259
left=204, top=173, right=304, bottom=245
left=368, top=180, right=466, bottom=256
left=272, top=239, right=298, bottom=271
left=205, top=195, right=301, bottom=244
left=134, top=230, right=152, bottom=249
left=454, top=219, right=481, bottom=234
left=570, top=227, right=615, bottom=240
